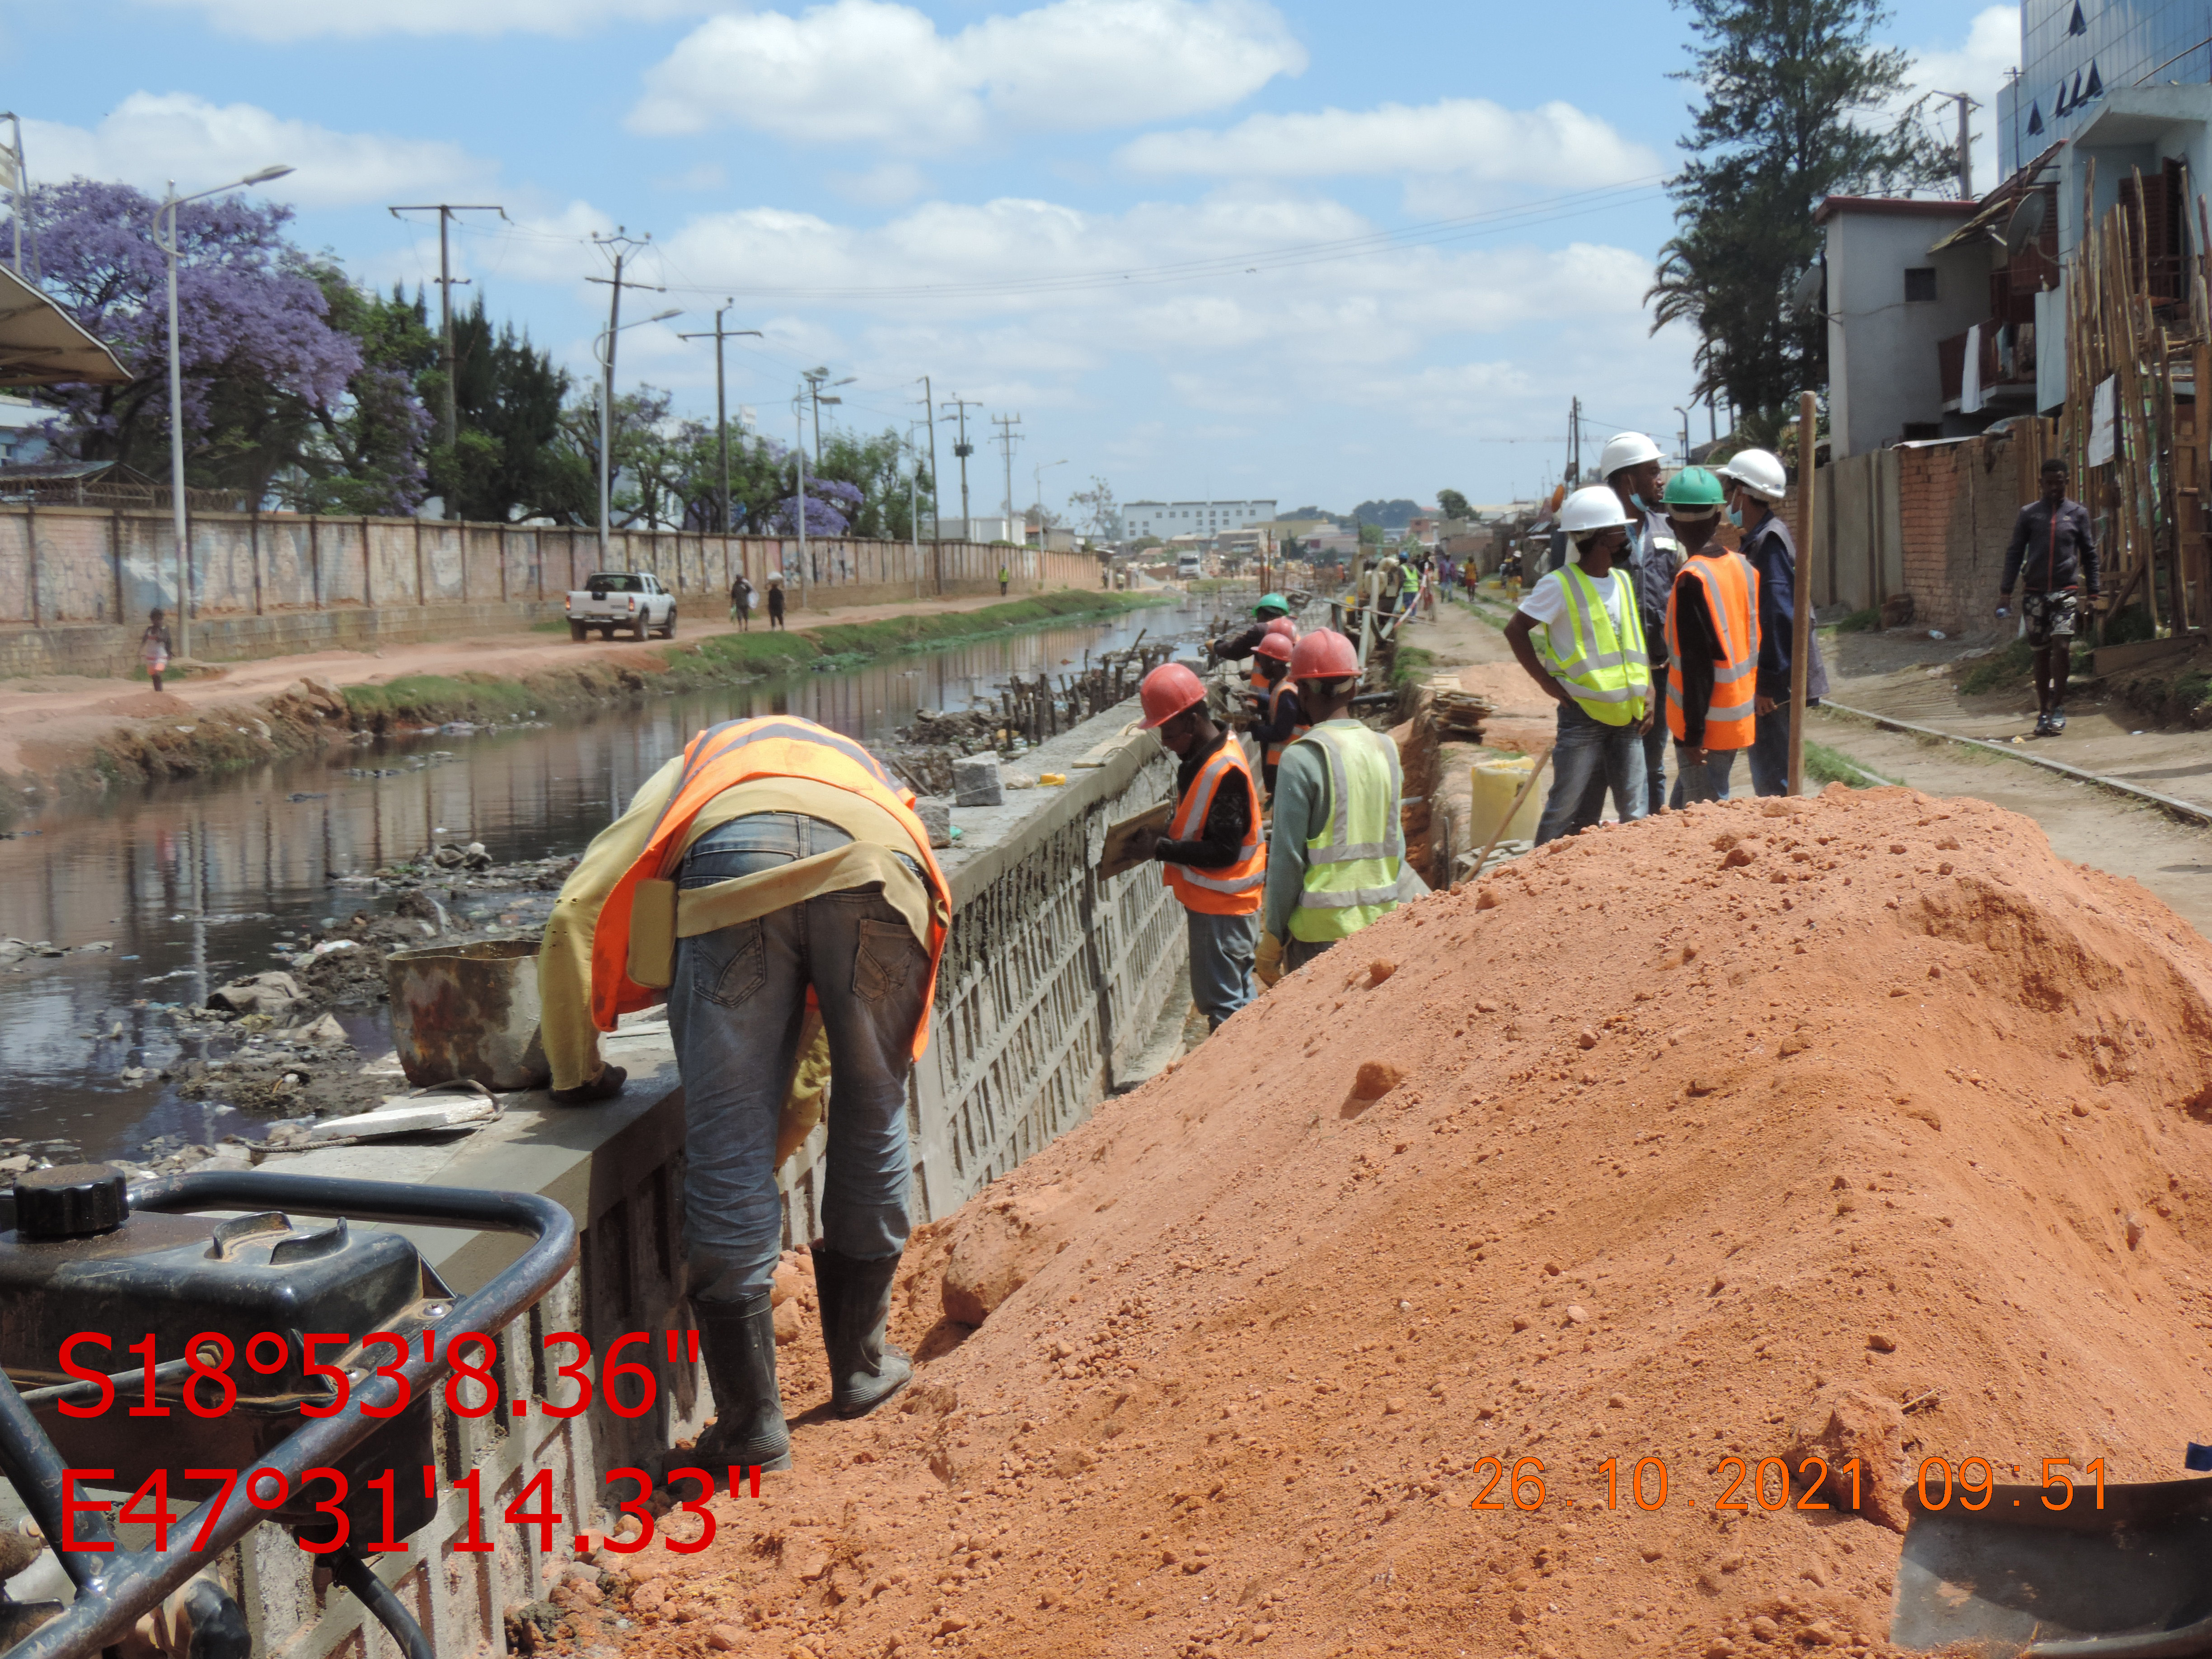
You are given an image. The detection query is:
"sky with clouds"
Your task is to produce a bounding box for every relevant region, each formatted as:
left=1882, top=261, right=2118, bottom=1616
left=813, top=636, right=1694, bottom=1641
left=5, top=0, right=2024, bottom=519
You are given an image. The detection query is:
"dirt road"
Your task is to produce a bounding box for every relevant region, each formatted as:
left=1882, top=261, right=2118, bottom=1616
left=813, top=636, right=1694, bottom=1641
left=0, top=588, right=1079, bottom=783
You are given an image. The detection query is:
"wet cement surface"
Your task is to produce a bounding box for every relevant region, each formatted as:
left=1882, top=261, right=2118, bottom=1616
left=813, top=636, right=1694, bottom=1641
left=0, top=602, right=1200, bottom=1159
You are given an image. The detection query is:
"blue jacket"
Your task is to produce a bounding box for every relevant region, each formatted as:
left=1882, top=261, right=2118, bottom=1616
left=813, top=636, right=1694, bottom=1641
left=1739, top=515, right=1828, bottom=702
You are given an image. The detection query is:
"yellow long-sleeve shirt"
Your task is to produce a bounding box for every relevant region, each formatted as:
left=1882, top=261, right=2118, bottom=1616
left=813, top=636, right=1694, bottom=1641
left=539, top=754, right=941, bottom=1093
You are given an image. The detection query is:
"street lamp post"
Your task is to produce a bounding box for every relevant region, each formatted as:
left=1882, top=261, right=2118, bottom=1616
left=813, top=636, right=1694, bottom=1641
left=1674, top=406, right=1693, bottom=469
left=155, top=164, right=293, bottom=659
left=594, top=305, right=681, bottom=563
left=801, top=367, right=854, bottom=463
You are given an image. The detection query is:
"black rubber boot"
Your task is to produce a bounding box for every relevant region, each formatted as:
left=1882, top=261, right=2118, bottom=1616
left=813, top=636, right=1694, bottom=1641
left=668, top=1294, right=791, bottom=1481
left=811, top=1242, right=913, bottom=1418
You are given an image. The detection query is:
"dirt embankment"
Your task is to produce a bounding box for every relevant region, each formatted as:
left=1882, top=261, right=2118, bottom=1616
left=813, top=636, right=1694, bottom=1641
left=535, top=785, right=2212, bottom=1659
left=0, top=591, right=1170, bottom=812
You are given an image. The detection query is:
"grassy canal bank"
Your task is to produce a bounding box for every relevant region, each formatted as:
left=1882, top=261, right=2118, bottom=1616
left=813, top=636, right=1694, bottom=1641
left=42, top=591, right=1173, bottom=802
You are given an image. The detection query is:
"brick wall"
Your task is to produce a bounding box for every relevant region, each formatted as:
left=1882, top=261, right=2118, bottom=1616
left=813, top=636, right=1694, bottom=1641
left=1897, top=432, right=2031, bottom=631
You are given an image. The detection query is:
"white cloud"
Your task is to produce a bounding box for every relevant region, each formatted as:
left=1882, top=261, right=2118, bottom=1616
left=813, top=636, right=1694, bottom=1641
left=828, top=162, right=934, bottom=207
left=131, top=0, right=713, bottom=41
left=1118, top=98, right=1659, bottom=187
left=1896, top=5, right=2020, bottom=192
left=629, top=0, right=1307, bottom=149
left=25, top=93, right=494, bottom=207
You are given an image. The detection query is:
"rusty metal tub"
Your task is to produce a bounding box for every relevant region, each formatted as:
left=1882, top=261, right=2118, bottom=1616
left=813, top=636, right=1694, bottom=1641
left=384, top=938, right=550, bottom=1091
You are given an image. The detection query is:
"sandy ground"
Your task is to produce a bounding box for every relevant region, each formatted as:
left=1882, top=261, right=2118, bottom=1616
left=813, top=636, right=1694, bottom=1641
left=0, top=590, right=1071, bottom=782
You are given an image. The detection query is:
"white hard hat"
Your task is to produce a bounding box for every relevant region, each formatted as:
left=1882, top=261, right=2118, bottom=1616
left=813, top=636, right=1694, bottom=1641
left=1722, top=447, right=1789, bottom=502
left=1598, top=431, right=1662, bottom=479
left=1559, top=485, right=1633, bottom=561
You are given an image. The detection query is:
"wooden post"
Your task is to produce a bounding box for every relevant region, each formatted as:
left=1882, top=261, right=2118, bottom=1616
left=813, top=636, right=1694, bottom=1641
left=309, top=514, right=321, bottom=608
left=250, top=508, right=263, bottom=616
left=1786, top=389, right=1816, bottom=797
left=24, top=501, right=38, bottom=627
left=110, top=509, right=124, bottom=623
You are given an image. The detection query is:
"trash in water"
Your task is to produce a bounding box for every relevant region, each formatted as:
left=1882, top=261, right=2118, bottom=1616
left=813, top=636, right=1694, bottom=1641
left=1927, top=630, right=1947, bottom=640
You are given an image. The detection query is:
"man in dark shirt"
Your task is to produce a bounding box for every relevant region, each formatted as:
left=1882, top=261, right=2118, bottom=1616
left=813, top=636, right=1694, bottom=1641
left=2000, top=459, right=2100, bottom=736
left=1209, top=593, right=1292, bottom=663
left=1732, top=479, right=1829, bottom=797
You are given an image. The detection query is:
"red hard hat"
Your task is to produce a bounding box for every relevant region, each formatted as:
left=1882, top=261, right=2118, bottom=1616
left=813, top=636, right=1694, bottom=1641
left=1255, top=633, right=1292, bottom=662
left=1264, top=616, right=1297, bottom=640
left=1138, top=662, right=1207, bottom=730
left=1289, top=629, right=1359, bottom=681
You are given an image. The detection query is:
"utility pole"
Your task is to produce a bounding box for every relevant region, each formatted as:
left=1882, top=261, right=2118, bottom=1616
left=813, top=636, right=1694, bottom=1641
left=586, top=229, right=663, bottom=565
left=915, top=376, right=940, bottom=543
left=801, top=367, right=853, bottom=463
left=942, top=395, right=982, bottom=540
left=992, top=412, right=1023, bottom=533
left=387, top=203, right=506, bottom=454
left=792, top=391, right=810, bottom=614
left=680, top=302, right=762, bottom=534
left=1940, top=93, right=1979, bottom=200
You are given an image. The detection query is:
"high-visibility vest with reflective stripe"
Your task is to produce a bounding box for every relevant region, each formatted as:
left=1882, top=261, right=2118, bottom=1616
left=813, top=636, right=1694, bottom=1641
left=1664, top=553, right=1762, bottom=750
left=1287, top=722, right=1404, bottom=943
left=589, top=716, right=951, bottom=1057
left=1162, top=738, right=1265, bottom=916
left=1263, top=679, right=1310, bottom=770
left=1535, top=564, right=1650, bottom=726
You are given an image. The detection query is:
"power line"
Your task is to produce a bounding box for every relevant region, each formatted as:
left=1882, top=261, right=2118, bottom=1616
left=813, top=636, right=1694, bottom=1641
left=991, top=412, right=1023, bottom=521
left=387, top=203, right=507, bottom=448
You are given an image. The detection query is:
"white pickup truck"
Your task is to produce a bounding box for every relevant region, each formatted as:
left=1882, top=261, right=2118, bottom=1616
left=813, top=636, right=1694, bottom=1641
left=566, top=572, right=678, bottom=641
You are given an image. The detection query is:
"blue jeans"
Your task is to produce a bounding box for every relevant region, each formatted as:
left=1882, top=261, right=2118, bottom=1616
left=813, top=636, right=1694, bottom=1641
left=670, top=813, right=931, bottom=1304
left=1186, top=908, right=1258, bottom=1030
left=1640, top=719, right=1668, bottom=816
left=1748, top=704, right=1792, bottom=797
left=1670, top=741, right=1739, bottom=806
left=1536, top=702, right=1650, bottom=845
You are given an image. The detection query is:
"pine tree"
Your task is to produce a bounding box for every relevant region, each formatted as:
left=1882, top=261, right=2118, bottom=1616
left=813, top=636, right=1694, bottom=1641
left=1649, top=0, right=1948, bottom=433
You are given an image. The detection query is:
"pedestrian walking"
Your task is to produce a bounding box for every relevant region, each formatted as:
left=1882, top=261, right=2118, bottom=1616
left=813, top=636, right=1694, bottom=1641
left=140, top=608, right=173, bottom=693
left=730, top=571, right=755, bottom=630
left=767, top=574, right=787, bottom=630
left=1504, top=487, right=1654, bottom=844
left=1721, top=448, right=1828, bottom=794
left=538, top=715, right=952, bottom=1486
left=1999, top=457, right=2099, bottom=736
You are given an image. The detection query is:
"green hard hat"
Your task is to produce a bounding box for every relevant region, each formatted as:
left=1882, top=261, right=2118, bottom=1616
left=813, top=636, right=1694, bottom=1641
left=1663, top=466, right=1725, bottom=508
left=1255, top=592, right=1290, bottom=617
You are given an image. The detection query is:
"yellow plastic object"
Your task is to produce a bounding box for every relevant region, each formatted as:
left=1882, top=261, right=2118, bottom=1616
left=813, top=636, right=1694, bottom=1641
left=1471, top=755, right=1542, bottom=846
left=1039, top=772, right=1067, bottom=786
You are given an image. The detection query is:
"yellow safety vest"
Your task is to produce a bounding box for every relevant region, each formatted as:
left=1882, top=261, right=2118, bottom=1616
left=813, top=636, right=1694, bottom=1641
left=1286, top=722, right=1403, bottom=943
left=1537, top=564, right=1650, bottom=727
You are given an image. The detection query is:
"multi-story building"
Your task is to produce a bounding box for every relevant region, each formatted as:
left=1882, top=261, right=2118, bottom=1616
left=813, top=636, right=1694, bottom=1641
left=1999, top=0, right=2212, bottom=177
left=1111, top=498, right=1277, bottom=542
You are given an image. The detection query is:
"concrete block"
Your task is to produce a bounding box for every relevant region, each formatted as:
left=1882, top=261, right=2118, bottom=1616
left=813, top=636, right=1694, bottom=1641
left=952, top=754, right=1004, bottom=806
left=916, top=798, right=953, bottom=847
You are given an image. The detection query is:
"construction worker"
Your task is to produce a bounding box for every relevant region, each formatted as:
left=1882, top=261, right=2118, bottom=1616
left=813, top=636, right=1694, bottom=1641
left=1722, top=447, right=1828, bottom=794
left=1255, top=629, right=1404, bottom=984
left=998, top=564, right=1010, bottom=596
left=1602, top=431, right=1678, bottom=817
left=1999, top=456, right=2100, bottom=736
left=1248, top=632, right=1309, bottom=798
left=538, top=714, right=952, bottom=1481
left=1209, top=593, right=1293, bottom=664
left=1667, top=482, right=1764, bottom=804
left=1504, top=486, right=1654, bottom=844
left=1131, top=664, right=1265, bottom=1031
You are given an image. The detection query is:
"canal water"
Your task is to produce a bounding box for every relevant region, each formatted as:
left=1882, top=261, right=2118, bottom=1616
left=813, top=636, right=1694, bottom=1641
left=0, top=600, right=1206, bottom=1159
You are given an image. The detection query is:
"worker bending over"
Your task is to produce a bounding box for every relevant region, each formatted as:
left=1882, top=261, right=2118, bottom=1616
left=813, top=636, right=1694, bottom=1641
left=1248, top=632, right=1308, bottom=798
left=1209, top=592, right=1293, bottom=665
left=539, top=715, right=952, bottom=1481
left=1504, top=487, right=1653, bottom=844
left=1722, top=448, right=1828, bottom=795
left=1666, top=480, right=1763, bottom=803
left=1256, top=630, right=1405, bottom=985
left=1133, top=665, right=1265, bottom=1031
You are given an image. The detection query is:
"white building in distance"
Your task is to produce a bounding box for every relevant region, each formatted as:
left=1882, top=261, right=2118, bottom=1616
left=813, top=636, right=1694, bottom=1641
left=1112, top=498, right=1277, bottom=541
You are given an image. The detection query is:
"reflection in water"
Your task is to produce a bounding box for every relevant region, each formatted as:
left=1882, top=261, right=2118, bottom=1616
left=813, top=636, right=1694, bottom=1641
left=0, top=604, right=1195, bottom=1156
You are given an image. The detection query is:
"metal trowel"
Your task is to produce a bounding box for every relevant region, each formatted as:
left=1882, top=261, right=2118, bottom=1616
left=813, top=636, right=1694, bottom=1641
left=1893, top=1477, right=2212, bottom=1655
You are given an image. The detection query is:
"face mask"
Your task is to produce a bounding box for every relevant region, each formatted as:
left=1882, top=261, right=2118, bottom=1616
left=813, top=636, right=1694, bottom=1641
left=1727, top=506, right=1744, bottom=528
left=1631, top=493, right=1651, bottom=512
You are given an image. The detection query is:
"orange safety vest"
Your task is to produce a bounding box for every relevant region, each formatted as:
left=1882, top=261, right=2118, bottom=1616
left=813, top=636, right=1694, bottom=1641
left=1162, top=739, right=1265, bottom=916
left=1665, top=553, right=1762, bottom=750
left=589, top=716, right=952, bottom=1058
left=1262, top=679, right=1310, bottom=770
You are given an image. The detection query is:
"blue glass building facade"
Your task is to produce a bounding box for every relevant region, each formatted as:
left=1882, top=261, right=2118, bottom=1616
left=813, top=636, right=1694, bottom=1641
left=2001, top=0, right=2212, bottom=178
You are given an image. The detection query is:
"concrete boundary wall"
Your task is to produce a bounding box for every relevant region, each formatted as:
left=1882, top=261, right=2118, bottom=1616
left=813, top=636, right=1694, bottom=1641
left=0, top=505, right=1104, bottom=678
left=9, top=698, right=1189, bottom=1659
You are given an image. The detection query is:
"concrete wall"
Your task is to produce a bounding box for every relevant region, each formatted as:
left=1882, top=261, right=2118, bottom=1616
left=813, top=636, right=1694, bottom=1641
left=1823, top=203, right=1978, bottom=458
left=0, top=506, right=1106, bottom=678
left=10, top=702, right=1189, bottom=1659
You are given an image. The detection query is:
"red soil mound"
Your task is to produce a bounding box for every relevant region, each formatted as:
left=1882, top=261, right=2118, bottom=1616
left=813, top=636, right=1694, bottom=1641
left=583, top=786, right=2212, bottom=1659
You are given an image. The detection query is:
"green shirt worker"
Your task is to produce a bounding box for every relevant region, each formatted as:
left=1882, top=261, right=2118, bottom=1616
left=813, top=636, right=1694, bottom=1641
left=1255, top=629, right=1405, bottom=985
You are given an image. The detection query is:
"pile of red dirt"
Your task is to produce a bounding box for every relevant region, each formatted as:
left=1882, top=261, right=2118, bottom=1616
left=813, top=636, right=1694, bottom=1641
left=572, top=786, right=2212, bottom=1659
